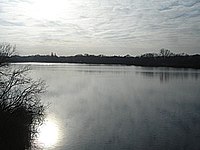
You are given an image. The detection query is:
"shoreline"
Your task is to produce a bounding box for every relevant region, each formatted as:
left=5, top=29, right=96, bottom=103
left=7, top=54, right=200, bottom=69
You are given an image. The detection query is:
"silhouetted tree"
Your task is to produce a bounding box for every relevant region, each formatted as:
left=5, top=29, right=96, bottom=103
left=176, top=52, right=189, bottom=56
left=0, top=43, right=46, bottom=149
left=159, top=48, right=174, bottom=57
left=0, top=43, right=15, bottom=66
left=141, top=53, right=159, bottom=58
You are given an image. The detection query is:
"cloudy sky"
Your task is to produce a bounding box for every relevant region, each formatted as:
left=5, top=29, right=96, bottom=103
left=0, top=0, right=200, bottom=55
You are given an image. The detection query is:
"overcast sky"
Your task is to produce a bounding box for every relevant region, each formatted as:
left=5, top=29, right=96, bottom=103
left=0, top=0, right=200, bottom=56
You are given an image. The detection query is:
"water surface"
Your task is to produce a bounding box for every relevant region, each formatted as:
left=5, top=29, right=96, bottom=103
left=15, top=63, right=200, bottom=150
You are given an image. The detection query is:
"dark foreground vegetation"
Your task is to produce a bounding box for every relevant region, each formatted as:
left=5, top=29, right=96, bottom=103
left=0, top=43, right=45, bottom=150
left=9, top=49, right=200, bottom=69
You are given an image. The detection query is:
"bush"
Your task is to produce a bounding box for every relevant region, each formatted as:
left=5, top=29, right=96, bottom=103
left=0, top=43, right=46, bottom=149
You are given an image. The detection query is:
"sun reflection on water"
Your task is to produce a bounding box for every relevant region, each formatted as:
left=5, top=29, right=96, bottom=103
left=37, top=117, right=61, bottom=149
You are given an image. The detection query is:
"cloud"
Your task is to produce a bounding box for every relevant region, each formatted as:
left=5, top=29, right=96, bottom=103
left=0, top=19, right=25, bottom=26
left=0, top=0, right=200, bottom=55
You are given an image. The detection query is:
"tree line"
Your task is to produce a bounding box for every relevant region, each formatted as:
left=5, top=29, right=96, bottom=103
left=8, top=48, right=200, bottom=69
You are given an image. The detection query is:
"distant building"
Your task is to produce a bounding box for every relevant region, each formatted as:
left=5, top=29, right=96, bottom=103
left=50, top=52, right=57, bottom=57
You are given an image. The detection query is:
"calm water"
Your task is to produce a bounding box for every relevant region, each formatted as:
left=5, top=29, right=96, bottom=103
left=16, top=63, right=200, bottom=150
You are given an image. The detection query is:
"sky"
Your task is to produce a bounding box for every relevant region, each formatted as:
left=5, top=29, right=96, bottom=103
left=0, top=0, right=200, bottom=56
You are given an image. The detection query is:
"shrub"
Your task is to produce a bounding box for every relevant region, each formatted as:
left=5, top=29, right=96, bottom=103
left=0, top=43, right=46, bottom=149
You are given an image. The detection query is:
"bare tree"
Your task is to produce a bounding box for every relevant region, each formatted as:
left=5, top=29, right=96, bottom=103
left=0, top=43, right=46, bottom=149
left=0, top=43, right=15, bottom=66
left=159, top=48, right=174, bottom=57
left=141, top=53, right=159, bottom=58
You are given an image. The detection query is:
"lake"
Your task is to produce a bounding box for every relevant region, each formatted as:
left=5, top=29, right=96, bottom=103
left=15, top=63, right=200, bottom=150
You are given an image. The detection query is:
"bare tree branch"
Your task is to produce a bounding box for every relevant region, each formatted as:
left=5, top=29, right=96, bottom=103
left=0, top=43, right=46, bottom=149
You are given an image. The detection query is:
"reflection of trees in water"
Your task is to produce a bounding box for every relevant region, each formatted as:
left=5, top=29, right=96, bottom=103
left=137, top=71, right=199, bottom=82
left=0, top=43, right=46, bottom=149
